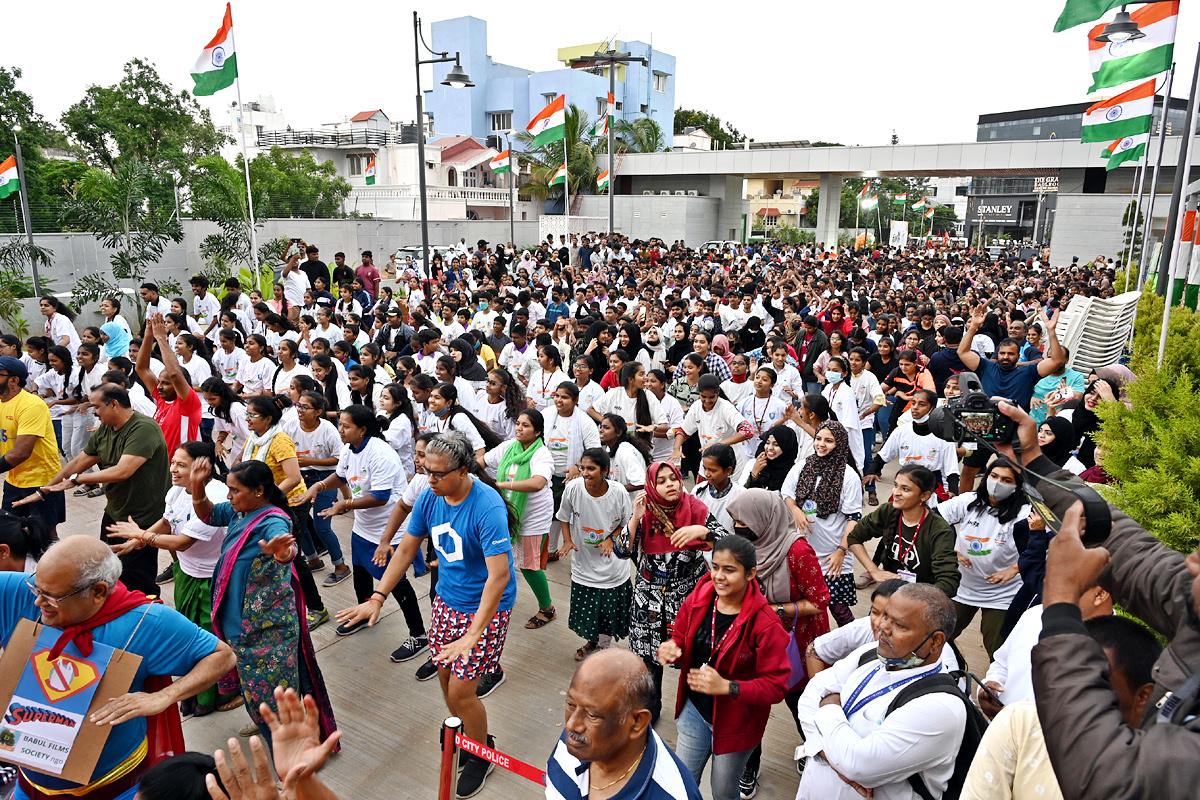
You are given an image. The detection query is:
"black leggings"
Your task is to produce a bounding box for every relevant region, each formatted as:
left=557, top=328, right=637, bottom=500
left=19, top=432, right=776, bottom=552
left=295, top=557, right=324, bottom=614
left=642, top=656, right=665, bottom=723
left=353, top=566, right=426, bottom=637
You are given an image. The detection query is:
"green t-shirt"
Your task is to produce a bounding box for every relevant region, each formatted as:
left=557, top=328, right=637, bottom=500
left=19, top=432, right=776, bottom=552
left=84, top=411, right=171, bottom=527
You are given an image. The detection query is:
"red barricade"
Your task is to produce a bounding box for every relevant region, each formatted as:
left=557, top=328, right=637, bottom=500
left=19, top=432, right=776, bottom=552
left=437, top=717, right=547, bottom=800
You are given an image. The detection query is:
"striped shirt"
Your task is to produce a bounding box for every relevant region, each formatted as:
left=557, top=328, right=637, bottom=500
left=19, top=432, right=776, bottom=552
left=545, top=730, right=701, bottom=800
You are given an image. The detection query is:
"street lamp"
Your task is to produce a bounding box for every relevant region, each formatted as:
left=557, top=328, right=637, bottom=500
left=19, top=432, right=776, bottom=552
left=9, top=123, right=42, bottom=297
left=412, top=12, right=472, bottom=281
left=1094, top=6, right=1145, bottom=43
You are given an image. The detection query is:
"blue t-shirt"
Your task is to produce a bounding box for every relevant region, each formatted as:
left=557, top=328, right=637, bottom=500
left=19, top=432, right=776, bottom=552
left=974, top=358, right=1043, bottom=409
left=208, top=503, right=293, bottom=639
left=406, top=478, right=517, bottom=614
left=0, top=572, right=219, bottom=789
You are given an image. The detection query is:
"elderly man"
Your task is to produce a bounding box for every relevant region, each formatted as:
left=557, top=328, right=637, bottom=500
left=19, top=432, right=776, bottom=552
left=0, top=536, right=235, bottom=799
left=546, top=649, right=701, bottom=800
left=796, top=583, right=967, bottom=800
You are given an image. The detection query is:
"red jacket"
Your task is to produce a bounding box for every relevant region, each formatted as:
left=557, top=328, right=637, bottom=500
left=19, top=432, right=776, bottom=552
left=668, top=573, right=790, bottom=754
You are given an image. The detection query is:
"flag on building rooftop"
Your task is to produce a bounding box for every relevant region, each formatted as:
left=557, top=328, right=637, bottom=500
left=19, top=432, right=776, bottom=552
left=528, top=95, right=567, bottom=149
left=1087, top=2, right=1177, bottom=95
left=192, top=3, right=238, bottom=97
left=912, top=198, right=927, bottom=211
left=1054, top=0, right=1124, bottom=32
left=0, top=156, right=19, bottom=201
left=925, top=206, right=936, bottom=219
left=1101, top=132, right=1149, bottom=171
left=550, top=163, right=568, bottom=186
left=596, top=170, right=609, bottom=192
left=590, top=93, right=614, bottom=137
left=894, top=192, right=907, bottom=205
left=365, top=155, right=376, bottom=185
left=491, top=150, right=511, bottom=174
left=1082, top=79, right=1156, bottom=143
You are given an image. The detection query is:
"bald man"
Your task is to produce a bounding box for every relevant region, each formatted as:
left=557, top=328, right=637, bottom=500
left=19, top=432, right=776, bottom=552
left=0, top=537, right=234, bottom=800
left=545, top=649, right=702, bottom=800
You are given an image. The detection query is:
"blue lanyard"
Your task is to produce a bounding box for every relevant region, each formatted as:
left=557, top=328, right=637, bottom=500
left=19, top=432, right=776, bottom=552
left=842, top=663, right=943, bottom=717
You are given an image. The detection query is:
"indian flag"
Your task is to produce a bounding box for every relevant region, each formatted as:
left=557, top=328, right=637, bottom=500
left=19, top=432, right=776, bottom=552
left=490, top=150, right=511, bottom=174
left=596, top=170, right=609, bottom=192
left=0, top=156, right=18, bottom=201
left=527, top=95, right=567, bottom=149
left=1101, top=133, right=1149, bottom=171
left=1082, top=79, right=1155, bottom=143
left=862, top=194, right=879, bottom=210
left=1087, top=2, right=1177, bottom=95
left=858, top=184, right=871, bottom=200
left=550, top=163, right=568, bottom=187
left=1055, top=0, right=1124, bottom=32
left=365, top=155, right=376, bottom=185
left=924, top=206, right=936, bottom=219
left=590, top=93, right=615, bottom=137
left=894, top=192, right=907, bottom=205
left=911, top=198, right=927, bottom=211
left=191, top=3, right=238, bottom=97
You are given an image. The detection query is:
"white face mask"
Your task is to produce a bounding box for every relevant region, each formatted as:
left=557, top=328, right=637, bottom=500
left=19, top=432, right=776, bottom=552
left=912, top=412, right=930, bottom=425
left=987, top=477, right=1017, bottom=501
left=826, top=371, right=843, bottom=384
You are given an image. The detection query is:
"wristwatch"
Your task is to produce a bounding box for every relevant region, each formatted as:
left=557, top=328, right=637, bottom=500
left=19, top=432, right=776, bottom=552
left=775, top=604, right=787, bottom=620
left=728, top=680, right=740, bottom=699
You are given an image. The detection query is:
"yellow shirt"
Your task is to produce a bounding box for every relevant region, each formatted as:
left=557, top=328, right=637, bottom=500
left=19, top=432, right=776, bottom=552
left=0, top=390, right=62, bottom=488
left=244, top=432, right=307, bottom=501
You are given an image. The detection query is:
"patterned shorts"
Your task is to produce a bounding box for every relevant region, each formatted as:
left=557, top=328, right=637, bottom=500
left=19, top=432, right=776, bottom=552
left=429, top=597, right=512, bottom=681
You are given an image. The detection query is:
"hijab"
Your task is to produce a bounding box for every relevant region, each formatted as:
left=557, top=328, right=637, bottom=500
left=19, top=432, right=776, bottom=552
left=449, top=338, right=488, bottom=381
left=727, top=489, right=800, bottom=603
left=751, top=424, right=799, bottom=492
left=621, top=322, right=650, bottom=362
left=711, top=334, right=734, bottom=367
left=640, top=461, right=711, bottom=555
left=100, top=322, right=131, bottom=359
left=666, top=328, right=693, bottom=368
left=1039, top=415, right=1077, bottom=467
left=792, top=420, right=850, bottom=517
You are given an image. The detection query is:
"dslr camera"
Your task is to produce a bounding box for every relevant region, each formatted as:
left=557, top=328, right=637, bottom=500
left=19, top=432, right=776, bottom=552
left=927, top=372, right=1016, bottom=444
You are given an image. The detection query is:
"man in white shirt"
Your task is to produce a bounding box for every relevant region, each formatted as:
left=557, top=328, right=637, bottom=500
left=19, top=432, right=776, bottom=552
left=281, top=251, right=311, bottom=322
left=139, top=282, right=172, bottom=319
left=189, top=276, right=222, bottom=343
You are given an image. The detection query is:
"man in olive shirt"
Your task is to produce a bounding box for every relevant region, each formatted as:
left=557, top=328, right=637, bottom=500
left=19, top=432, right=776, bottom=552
left=22, top=384, right=170, bottom=596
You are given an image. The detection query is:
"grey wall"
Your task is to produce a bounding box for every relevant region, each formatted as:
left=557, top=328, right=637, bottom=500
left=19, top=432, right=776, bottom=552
left=576, top=195, right=719, bottom=244
left=1049, top=193, right=1142, bottom=267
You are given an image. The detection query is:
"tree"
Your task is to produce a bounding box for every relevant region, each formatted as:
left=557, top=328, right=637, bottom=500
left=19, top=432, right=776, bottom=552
left=0, top=239, right=54, bottom=335
left=673, top=109, right=746, bottom=150
left=0, top=66, right=59, bottom=234
left=1120, top=200, right=1144, bottom=268
left=60, top=158, right=184, bottom=316
left=613, top=118, right=671, bottom=154
left=248, top=147, right=352, bottom=218
left=190, top=154, right=265, bottom=276
left=515, top=104, right=597, bottom=207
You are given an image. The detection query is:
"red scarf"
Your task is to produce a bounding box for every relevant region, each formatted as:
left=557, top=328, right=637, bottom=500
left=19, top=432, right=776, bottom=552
left=49, top=582, right=153, bottom=659
left=640, top=461, right=712, bottom=555
left=729, top=372, right=749, bottom=383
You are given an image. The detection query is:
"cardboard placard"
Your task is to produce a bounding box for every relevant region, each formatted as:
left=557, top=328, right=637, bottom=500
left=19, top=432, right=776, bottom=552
left=0, top=619, right=141, bottom=785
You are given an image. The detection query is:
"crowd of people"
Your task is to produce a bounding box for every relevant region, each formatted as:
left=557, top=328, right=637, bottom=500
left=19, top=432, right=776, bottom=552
left=0, top=231, right=1193, bottom=800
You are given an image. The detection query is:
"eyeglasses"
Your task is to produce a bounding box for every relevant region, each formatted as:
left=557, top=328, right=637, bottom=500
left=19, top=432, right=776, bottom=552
left=425, top=465, right=465, bottom=481
left=26, top=575, right=92, bottom=608
left=296, top=404, right=315, bottom=412
left=486, top=380, right=504, bottom=387
left=245, top=412, right=262, bottom=420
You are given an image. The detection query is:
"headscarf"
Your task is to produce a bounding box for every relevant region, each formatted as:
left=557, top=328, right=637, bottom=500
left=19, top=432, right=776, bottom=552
left=449, top=338, right=488, bottom=381
left=99, top=322, right=131, bottom=359
left=620, top=322, right=650, bottom=363
left=711, top=334, right=734, bottom=367
left=750, top=424, right=798, bottom=492
left=1093, top=365, right=1134, bottom=404
left=666, top=328, right=693, bottom=368
left=1072, top=376, right=1120, bottom=468
left=1039, top=415, right=1077, bottom=467
left=792, top=420, right=850, bottom=517
left=727, top=489, right=800, bottom=602
left=640, top=460, right=711, bottom=555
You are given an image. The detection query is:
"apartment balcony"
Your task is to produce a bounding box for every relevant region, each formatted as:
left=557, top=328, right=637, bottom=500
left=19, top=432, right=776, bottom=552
left=257, top=129, right=397, bottom=149
left=350, top=185, right=534, bottom=205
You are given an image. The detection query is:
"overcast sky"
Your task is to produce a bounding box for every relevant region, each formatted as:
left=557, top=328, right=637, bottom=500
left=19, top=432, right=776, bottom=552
left=8, top=0, right=1198, bottom=147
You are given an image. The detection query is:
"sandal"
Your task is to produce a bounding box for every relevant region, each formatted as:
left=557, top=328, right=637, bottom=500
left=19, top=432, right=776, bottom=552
left=574, top=642, right=598, bottom=662
left=86, top=486, right=104, bottom=498
left=72, top=486, right=90, bottom=497
left=525, top=605, right=556, bottom=629
left=867, top=492, right=879, bottom=506
left=216, top=694, right=245, bottom=712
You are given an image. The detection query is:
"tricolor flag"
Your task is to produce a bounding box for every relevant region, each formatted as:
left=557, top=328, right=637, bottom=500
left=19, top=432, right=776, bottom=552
left=596, top=170, right=609, bottom=192
left=590, top=93, right=615, bottom=137
left=0, top=156, right=19, bottom=201
left=1101, top=133, right=1149, bottom=171
left=191, top=3, right=238, bottom=97
left=527, top=95, right=567, bottom=149
left=365, top=155, right=376, bottom=185
left=1082, top=79, right=1155, bottom=143
left=911, top=198, right=927, bottom=211
left=858, top=184, right=871, bottom=200
left=550, top=163, right=568, bottom=187
left=1054, top=0, right=1125, bottom=32
left=894, top=192, right=907, bottom=205
left=924, top=206, right=936, bottom=219
left=862, top=194, right=879, bottom=210
left=490, top=150, right=511, bottom=175
left=1087, top=2, right=1177, bottom=95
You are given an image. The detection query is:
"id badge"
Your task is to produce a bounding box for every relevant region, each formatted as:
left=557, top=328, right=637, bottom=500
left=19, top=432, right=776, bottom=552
left=898, top=569, right=917, bottom=583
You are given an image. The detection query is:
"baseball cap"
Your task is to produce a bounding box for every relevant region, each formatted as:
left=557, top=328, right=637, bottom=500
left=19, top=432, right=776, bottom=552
left=0, top=356, right=28, bottom=379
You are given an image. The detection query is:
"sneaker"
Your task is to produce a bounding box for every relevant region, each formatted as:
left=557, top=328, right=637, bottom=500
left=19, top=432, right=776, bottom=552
left=239, top=722, right=260, bottom=738
left=322, top=568, right=352, bottom=587
left=155, top=565, right=174, bottom=585
left=307, top=558, right=327, bottom=573
left=458, top=734, right=494, bottom=772
left=456, top=754, right=494, bottom=798
left=797, top=756, right=807, bottom=776
left=306, top=607, right=330, bottom=631
left=415, top=656, right=439, bottom=681
left=739, top=764, right=761, bottom=799
left=335, top=618, right=369, bottom=637
left=854, top=570, right=876, bottom=590
left=391, top=635, right=430, bottom=663
left=475, top=669, right=505, bottom=699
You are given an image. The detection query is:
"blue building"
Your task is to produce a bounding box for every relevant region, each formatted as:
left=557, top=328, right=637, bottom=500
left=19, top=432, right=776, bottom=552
left=424, top=16, right=676, bottom=150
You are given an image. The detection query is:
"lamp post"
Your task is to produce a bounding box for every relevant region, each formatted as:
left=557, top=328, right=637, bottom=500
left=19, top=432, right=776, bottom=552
left=412, top=12, right=473, bottom=282
left=10, top=124, right=42, bottom=297
left=501, top=130, right=515, bottom=249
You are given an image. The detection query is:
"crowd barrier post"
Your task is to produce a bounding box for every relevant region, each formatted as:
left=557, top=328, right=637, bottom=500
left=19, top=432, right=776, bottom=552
left=437, top=716, right=462, bottom=800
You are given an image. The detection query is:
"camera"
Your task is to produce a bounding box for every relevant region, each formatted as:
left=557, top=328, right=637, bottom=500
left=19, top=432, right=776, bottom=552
left=927, top=372, right=1016, bottom=444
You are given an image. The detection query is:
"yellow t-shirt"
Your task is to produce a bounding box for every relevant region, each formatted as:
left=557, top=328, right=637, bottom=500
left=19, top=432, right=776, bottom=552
left=244, top=432, right=307, bottom=501
left=0, top=390, right=62, bottom=488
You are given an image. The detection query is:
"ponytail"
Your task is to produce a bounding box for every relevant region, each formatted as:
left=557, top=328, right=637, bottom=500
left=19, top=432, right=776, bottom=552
left=0, top=510, right=50, bottom=562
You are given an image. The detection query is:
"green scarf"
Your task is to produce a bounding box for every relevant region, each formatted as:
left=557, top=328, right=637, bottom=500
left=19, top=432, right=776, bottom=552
left=496, top=437, right=545, bottom=532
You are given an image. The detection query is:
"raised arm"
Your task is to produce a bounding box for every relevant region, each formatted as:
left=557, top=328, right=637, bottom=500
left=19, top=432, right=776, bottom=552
left=1036, top=309, right=1066, bottom=378
left=149, top=313, right=192, bottom=400
left=957, top=304, right=984, bottom=372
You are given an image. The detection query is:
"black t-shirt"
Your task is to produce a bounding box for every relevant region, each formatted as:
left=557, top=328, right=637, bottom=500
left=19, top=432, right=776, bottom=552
left=331, top=265, right=354, bottom=287
left=928, top=349, right=967, bottom=395
left=300, top=259, right=328, bottom=290
left=690, top=599, right=737, bottom=723
left=868, top=352, right=896, bottom=384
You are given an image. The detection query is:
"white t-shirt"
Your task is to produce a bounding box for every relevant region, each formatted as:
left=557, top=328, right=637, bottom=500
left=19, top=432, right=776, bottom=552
left=938, top=493, right=1028, bottom=609
left=876, top=425, right=960, bottom=507
left=476, top=398, right=515, bottom=442
left=848, top=370, right=884, bottom=430
left=193, top=293, right=222, bottom=338
left=528, top=369, right=568, bottom=409
left=499, top=342, right=535, bottom=381
left=720, top=378, right=754, bottom=406
left=383, top=415, right=415, bottom=476
left=680, top=398, right=749, bottom=470
left=737, top=393, right=790, bottom=460
left=335, top=437, right=406, bottom=544
left=163, top=483, right=228, bottom=579
left=236, top=357, right=275, bottom=395
left=812, top=614, right=876, bottom=665
left=272, top=363, right=312, bottom=395
left=769, top=363, right=804, bottom=403
left=609, top=441, right=646, bottom=489
left=423, top=410, right=485, bottom=451
left=46, top=314, right=81, bottom=358
left=292, top=419, right=343, bottom=470
left=213, top=348, right=247, bottom=385
left=484, top=440, right=555, bottom=539
left=212, top=403, right=250, bottom=456
left=984, top=604, right=1042, bottom=706
left=576, top=381, right=605, bottom=413
left=557, top=478, right=634, bottom=589
left=592, top=388, right=666, bottom=436
left=283, top=268, right=311, bottom=307
left=651, top=393, right=685, bottom=463
left=691, top=481, right=744, bottom=536
left=781, top=461, right=863, bottom=574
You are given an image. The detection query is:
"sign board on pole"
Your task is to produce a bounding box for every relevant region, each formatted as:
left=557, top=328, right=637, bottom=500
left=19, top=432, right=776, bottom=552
left=889, top=221, right=909, bottom=248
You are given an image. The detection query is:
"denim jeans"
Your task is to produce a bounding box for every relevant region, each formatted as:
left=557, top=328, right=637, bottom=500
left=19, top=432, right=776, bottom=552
left=300, top=470, right=344, bottom=565
left=673, top=698, right=755, bottom=800
left=862, top=426, right=877, bottom=491
left=877, top=395, right=897, bottom=441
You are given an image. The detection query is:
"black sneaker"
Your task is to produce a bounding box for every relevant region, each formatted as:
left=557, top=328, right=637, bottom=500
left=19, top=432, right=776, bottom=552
left=458, top=734, right=494, bottom=772
left=335, top=619, right=369, bottom=637
left=739, top=764, right=760, bottom=799
left=475, top=669, right=505, bottom=698
left=155, top=565, right=174, bottom=585
left=456, top=753, right=494, bottom=798
left=390, top=635, right=429, bottom=663
left=415, top=656, right=438, bottom=681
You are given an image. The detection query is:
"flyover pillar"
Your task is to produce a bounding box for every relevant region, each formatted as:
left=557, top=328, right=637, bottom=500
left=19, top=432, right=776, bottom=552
left=816, top=173, right=842, bottom=250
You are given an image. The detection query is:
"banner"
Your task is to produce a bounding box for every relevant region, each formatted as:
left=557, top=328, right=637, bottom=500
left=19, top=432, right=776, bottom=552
left=889, top=220, right=910, bottom=248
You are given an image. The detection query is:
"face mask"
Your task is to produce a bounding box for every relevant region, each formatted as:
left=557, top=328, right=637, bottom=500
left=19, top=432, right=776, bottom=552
left=878, top=632, right=934, bottom=669
left=987, top=477, right=1017, bottom=500
left=480, top=302, right=489, bottom=310
left=912, top=412, right=930, bottom=425
left=827, top=372, right=843, bottom=385
left=732, top=525, right=757, bottom=542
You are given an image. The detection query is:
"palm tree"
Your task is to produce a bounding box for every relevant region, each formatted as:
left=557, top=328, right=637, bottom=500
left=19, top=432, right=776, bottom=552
left=612, top=118, right=670, bottom=154
left=515, top=103, right=598, bottom=206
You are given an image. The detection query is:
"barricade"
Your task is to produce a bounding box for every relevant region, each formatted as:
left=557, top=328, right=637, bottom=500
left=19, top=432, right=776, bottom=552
left=437, top=716, right=547, bottom=800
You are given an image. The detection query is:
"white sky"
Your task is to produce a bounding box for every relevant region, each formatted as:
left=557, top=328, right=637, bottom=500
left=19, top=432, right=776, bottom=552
left=7, top=0, right=1199, bottom=147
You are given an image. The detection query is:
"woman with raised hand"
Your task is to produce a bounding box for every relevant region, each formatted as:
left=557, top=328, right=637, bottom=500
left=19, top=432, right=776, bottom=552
left=477, top=367, right=527, bottom=442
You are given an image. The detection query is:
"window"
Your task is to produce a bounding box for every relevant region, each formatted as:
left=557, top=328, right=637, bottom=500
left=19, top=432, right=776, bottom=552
left=489, top=111, right=512, bottom=132
left=255, top=125, right=264, bottom=138
left=765, top=215, right=778, bottom=227
left=640, top=104, right=648, bottom=113
left=543, top=93, right=558, bottom=106
left=654, top=73, right=668, bottom=93
left=462, top=168, right=479, bottom=188
left=1032, top=125, right=1041, bottom=135
left=348, top=155, right=362, bottom=176
left=597, top=98, right=608, bottom=117
left=989, top=130, right=997, bottom=139
left=955, top=185, right=968, bottom=197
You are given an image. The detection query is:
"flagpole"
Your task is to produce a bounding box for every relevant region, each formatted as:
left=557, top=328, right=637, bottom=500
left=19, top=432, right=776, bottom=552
left=1158, top=47, right=1200, bottom=299
left=564, top=108, right=570, bottom=240
left=9, top=130, right=42, bottom=297
left=1140, top=63, right=1176, bottom=290
left=234, top=74, right=260, bottom=275
left=1126, top=143, right=1151, bottom=292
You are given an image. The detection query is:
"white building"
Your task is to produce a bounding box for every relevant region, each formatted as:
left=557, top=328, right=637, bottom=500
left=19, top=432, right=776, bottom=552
left=218, top=95, right=287, bottom=164
left=673, top=128, right=713, bottom=152
left=930, top=176, right=971, bottom=227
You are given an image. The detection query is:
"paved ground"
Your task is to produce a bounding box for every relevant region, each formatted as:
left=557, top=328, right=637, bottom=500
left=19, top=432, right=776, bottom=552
left=52, top=468, right=989, bottom=800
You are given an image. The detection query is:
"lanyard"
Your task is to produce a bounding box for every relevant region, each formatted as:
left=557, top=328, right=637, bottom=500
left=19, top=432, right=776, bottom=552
left=843, top=663, right=943, bottom=717
left=707, top=601, right=737, bottom=667
left=896, top=508, right=928, bottom=564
